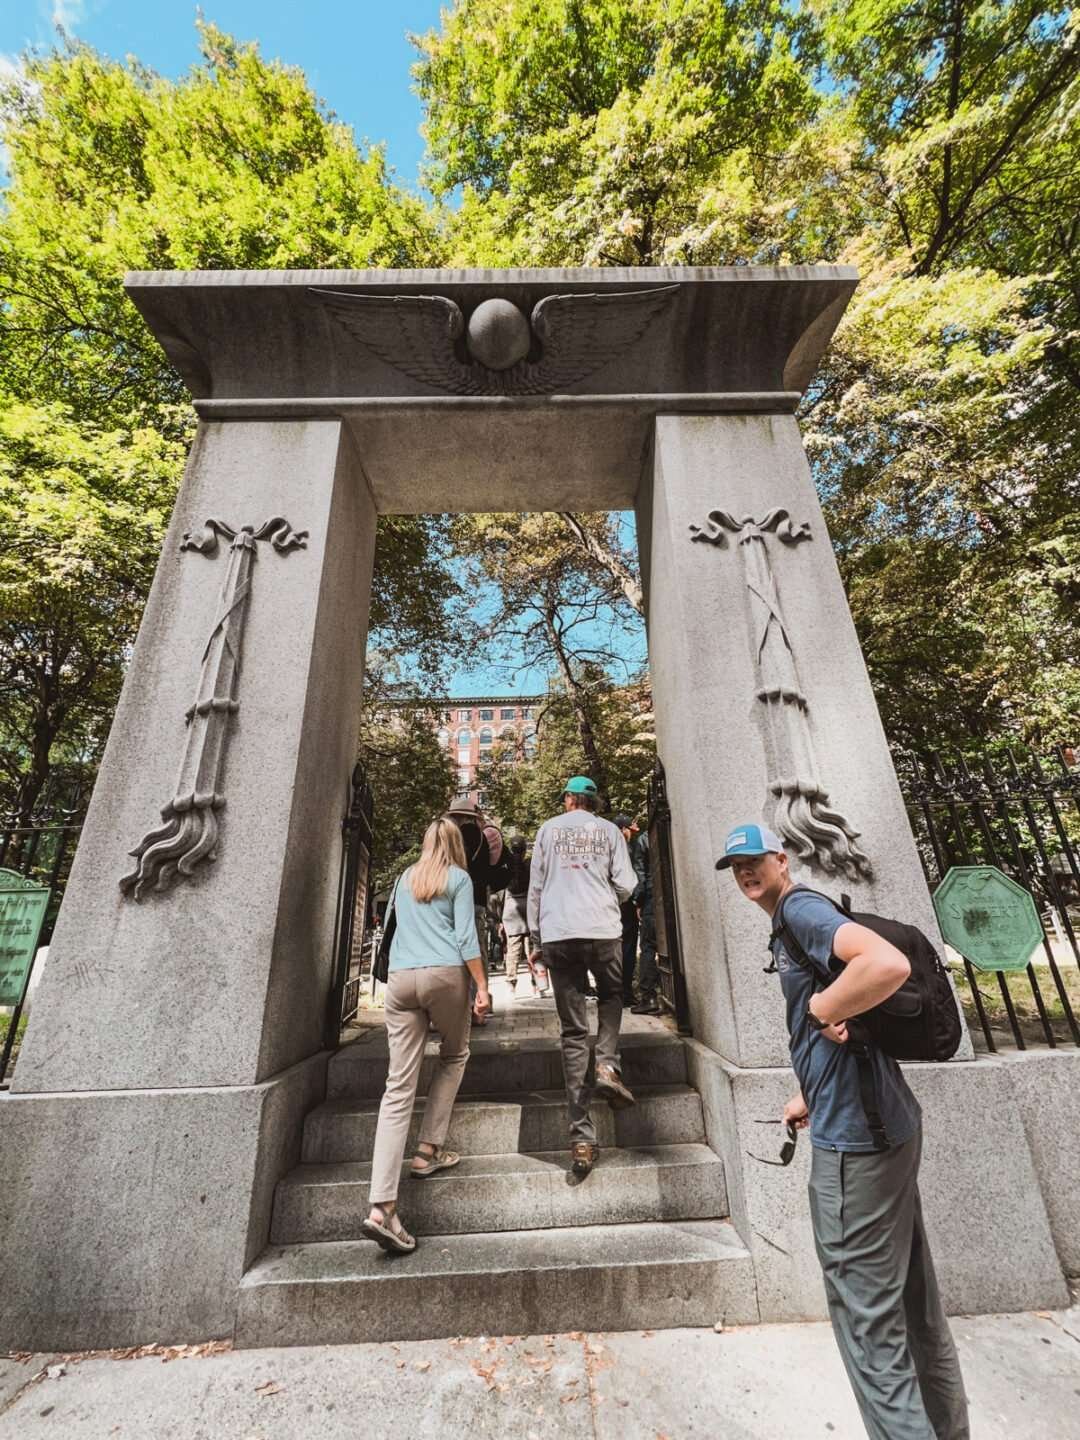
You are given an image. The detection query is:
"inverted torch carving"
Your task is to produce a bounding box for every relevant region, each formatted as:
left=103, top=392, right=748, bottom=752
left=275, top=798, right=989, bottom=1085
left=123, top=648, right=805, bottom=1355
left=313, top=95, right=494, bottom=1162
left=119, top=517, right=308, bottom=900
left=689, top=507, right=873, bottom=880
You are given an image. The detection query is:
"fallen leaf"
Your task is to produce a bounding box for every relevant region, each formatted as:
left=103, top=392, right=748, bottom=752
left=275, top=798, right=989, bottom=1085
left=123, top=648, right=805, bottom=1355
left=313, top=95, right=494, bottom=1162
left=396, top=1360, right=406, bottom=1370
left=253, top=1381, right=283, bottom=1397
left=713, top=1321, right=725, bottom=1334
left=561, top=1393, right=579, bottom=1404
left=45, top=1365, right=66, bottom=1380
left=413, top=1361, right=431, bottom=1373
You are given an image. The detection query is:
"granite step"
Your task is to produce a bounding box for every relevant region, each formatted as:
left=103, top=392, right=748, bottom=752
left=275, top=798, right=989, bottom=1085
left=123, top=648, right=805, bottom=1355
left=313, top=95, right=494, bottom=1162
left=236, top=1218, right=756, bottom=1347
left=326, top=1030, right=688, bottom=1100
left=301, top=1084, right=707, bottom=1163
left=270, top=1142, right=727, bottom=1245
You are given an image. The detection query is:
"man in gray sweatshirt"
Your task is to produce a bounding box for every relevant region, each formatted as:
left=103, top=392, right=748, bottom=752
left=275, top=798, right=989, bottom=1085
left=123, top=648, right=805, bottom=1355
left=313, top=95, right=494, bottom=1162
left=528, top=776, right=639, bottom=1176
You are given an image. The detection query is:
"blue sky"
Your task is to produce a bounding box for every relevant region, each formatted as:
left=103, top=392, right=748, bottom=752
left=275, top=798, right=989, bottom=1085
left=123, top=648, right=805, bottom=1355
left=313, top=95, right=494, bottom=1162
left=1, top=0, right=649, bottom=699
left=1, top=0, right=444, bottom=186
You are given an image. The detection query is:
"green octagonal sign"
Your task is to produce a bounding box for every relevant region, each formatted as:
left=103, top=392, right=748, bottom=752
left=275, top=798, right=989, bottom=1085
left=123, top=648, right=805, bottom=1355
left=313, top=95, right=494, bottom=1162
left=932, top=865, right=1044, bottom=973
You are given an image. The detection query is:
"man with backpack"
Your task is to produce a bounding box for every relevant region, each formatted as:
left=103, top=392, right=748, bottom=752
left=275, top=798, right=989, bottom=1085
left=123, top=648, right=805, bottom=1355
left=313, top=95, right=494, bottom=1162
left=719, top=821, right=968, bottom=1440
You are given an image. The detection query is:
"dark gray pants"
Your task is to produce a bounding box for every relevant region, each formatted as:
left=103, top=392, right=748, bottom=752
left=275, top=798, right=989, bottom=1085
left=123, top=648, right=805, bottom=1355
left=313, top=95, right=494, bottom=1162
left=809, top=1127, right=969, bottom=1440
left=542, top=937, right=623, bottom=1144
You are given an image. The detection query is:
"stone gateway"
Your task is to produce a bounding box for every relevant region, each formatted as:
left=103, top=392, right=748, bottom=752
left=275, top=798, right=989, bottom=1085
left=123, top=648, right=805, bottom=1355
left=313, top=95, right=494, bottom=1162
left=0, top=267, right=1073, bottom=1350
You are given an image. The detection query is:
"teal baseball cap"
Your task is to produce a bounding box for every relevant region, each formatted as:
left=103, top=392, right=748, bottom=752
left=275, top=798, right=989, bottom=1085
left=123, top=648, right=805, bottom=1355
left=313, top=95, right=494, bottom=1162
left=564, top=775, right=598, bottom=796
left=715, top=822, right=784, bottom=869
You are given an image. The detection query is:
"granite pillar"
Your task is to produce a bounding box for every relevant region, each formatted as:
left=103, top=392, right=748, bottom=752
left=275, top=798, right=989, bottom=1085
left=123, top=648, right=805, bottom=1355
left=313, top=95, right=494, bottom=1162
left=639, top=412, right=967, bottom=1067
left=0, top=418, right=375, bottom=1347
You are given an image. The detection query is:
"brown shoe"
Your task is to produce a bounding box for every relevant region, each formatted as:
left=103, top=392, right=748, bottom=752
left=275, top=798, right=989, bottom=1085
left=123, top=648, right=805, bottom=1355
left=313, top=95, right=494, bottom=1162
left=595, top=1063, right=636, bottom=1110
left=571, top=1141, right=598, bottom=1177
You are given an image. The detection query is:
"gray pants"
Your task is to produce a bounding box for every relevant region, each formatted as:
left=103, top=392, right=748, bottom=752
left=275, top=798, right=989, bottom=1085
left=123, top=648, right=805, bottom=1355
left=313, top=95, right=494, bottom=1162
left=809, top=1127, right=969, bottom=1440
left=542, top=937, right=623, bottom=1144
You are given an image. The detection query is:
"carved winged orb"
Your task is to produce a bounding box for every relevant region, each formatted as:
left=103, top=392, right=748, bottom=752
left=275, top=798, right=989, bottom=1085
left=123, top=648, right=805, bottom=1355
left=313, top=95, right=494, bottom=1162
left=310, top=285, right=679, bottom=397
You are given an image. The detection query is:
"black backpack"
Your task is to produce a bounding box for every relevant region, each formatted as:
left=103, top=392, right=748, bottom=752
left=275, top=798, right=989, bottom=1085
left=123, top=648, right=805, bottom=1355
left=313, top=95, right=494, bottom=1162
left=772, top=887, right=962, bottom=1064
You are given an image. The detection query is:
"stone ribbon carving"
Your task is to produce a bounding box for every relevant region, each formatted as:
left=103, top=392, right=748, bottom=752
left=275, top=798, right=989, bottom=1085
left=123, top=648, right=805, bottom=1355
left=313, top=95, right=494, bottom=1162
left=689, top=507, right=873, bottom=880
left=120, top=517, right=307, bottom=900
left=311, top=285, right=678, bottom=396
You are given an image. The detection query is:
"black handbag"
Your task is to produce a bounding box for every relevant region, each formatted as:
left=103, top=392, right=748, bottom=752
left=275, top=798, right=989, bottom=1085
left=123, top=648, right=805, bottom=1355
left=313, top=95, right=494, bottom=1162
left=373, top=876, right=401, bottom=984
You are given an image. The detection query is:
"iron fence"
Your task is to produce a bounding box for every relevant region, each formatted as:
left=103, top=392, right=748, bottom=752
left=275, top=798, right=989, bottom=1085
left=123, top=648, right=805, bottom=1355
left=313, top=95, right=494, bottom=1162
left=0, top=773, right=90, bottom=1083
left=898, top=746, right=1080, bottom=1052
left=327, top=762, right=375, bottom=1042
left=648, top=759, right=691, bottom=1034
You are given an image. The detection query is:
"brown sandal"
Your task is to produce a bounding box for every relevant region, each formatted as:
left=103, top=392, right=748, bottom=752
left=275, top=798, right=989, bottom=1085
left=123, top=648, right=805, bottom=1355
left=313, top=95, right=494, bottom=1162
left=362, top=1207, right=417, bottom=1254
left=410, top=1147, right=461, bottom=1178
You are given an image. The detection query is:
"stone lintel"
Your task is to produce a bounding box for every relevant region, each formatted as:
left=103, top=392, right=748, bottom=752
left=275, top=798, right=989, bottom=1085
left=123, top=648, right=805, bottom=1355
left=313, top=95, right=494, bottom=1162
left=124, top=266, right=855, bottom=513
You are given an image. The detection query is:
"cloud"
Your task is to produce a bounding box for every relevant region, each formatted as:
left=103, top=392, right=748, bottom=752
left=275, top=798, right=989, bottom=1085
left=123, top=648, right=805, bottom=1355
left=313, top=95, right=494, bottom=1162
left=51, top=0, right=87, bottom=32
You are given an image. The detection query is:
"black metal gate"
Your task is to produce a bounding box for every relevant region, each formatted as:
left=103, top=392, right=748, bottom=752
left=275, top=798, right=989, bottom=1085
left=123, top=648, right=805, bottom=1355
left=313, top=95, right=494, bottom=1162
left=898, top=746, right=1080, bottom=1051
left=327, top=762, right=374, bottom=1043
left=0, top=773, right=89, bottom=1083
left=647, top=759, right=691, bottom=1034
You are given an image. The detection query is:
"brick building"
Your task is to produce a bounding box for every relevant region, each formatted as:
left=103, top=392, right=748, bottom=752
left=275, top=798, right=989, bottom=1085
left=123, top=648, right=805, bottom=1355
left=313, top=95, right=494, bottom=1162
left=432, top=695, right=544, bottom=807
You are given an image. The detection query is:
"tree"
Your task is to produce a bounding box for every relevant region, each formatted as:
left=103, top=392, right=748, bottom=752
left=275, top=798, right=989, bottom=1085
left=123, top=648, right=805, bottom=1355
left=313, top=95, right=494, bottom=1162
left=358, top=704, right=456, bottom=892
left=0, top=27, right=467, bottom=811
left=0, top=398, right=184, bottom=819
left=477, top=677, right=655, bottom=835
left=417, top=0, right=1080, bottom=751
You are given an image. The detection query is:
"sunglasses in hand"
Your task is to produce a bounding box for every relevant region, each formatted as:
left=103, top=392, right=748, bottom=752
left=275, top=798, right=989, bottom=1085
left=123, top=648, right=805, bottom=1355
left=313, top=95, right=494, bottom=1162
left=746, top=1118, right=800, bottom=1167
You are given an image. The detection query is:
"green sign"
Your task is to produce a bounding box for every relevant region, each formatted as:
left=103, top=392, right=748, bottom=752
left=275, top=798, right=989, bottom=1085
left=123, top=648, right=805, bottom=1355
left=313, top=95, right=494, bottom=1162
left=933, top=865, right=1043, bottom=973
left=0, top=868, right=51, bottom=1008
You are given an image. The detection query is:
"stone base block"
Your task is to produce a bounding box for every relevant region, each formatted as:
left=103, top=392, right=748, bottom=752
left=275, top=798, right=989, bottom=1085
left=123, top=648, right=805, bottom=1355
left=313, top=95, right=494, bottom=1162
left=0, top=1053, right=326, bottom=1351
left=685, top=1042, right=1070, bottom=1322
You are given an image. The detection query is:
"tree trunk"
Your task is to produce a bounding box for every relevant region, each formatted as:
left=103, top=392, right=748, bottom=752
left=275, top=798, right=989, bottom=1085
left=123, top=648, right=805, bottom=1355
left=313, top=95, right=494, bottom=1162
left=558, top=513, right=645, bottom=616
left=542, top=600, right=610, bottom=802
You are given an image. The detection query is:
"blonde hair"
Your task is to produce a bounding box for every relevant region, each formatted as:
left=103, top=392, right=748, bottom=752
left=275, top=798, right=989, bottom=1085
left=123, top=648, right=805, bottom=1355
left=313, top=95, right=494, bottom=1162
left=409, top=816, right=468, bottom=903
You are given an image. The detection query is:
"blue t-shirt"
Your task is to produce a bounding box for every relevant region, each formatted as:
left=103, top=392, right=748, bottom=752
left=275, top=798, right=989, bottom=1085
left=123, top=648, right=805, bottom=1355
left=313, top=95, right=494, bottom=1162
left=389, top=864, right=480, bottom=971
left=771, top=888, right=921, bottom=1153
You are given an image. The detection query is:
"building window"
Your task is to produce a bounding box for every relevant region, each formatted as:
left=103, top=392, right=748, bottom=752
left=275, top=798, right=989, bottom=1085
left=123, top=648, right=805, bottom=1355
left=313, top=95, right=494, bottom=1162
left=521, top=706, right=534, bottom=719
left=500, top=725, right=516, bottom=741
left=458, top=709, right=471, bottom=722
left=479, top=708, right=494, bottom=721
left=456, top=728, right=471, bottom=746
left=457, top=767, right=471, bottom=786
left=441, top=710, right=452, bottom=723
left=457, top=748, right=471, bottom=765
left=437, top=728, right=450, bottom=748
left=524, top=733, right=538, bottom=759
left=500, top=708, right=516, bottom=720
left=478, top=728, right=493, bottom=747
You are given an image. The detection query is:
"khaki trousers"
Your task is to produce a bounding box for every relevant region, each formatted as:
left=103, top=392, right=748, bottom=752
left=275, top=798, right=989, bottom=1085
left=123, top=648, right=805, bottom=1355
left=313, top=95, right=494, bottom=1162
left=369, top=965, right=471, bottom=1204
left=505, top=931, right=528, bottom=981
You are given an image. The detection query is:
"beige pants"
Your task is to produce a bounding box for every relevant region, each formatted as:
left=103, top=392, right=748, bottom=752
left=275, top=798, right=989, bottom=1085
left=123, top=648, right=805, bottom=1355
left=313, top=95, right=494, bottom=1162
left=369, top=965, right=471, bottom=1204
left=505, top=931, right=528, bottom=981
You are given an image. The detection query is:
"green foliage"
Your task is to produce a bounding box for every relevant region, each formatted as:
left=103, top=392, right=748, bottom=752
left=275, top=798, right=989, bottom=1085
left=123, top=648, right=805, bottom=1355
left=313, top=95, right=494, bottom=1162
left=359, top=708, right=457, bottom=892
left=418, top=0, right=1080, bottom=751
left=0, top=397, right=184, bottom=812
left=0, top=27, right=464, bottom=811
left=478, top=680, right=655, bottom=836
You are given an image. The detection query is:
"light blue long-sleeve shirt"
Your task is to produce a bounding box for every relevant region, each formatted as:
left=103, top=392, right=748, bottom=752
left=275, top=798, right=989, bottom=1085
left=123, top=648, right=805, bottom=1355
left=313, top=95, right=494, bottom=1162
left=388, top=863, right=480, bottom=971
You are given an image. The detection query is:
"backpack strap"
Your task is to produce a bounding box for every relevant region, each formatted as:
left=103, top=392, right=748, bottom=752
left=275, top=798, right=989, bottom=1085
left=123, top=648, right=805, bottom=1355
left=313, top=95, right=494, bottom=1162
left=772, top=887, right=890, bottom=1153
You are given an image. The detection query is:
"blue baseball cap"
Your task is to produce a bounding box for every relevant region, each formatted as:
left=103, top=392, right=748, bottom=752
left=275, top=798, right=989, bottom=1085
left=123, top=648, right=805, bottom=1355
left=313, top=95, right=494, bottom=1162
left=715, top=822, right=785, bottom=869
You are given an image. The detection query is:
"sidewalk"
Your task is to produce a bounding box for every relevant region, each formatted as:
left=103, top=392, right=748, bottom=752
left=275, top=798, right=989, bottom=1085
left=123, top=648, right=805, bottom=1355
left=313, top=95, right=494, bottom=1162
left=3, top=1306, right=1078, bottom=1439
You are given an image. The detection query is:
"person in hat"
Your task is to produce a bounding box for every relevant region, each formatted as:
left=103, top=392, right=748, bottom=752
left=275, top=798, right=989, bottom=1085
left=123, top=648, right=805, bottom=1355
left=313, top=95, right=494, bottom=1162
left=528, top=777, right=639, bottom=1177
left=718, top=821, right=968, bottom=1440
left=613, top=815, right=641, bottom=1007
